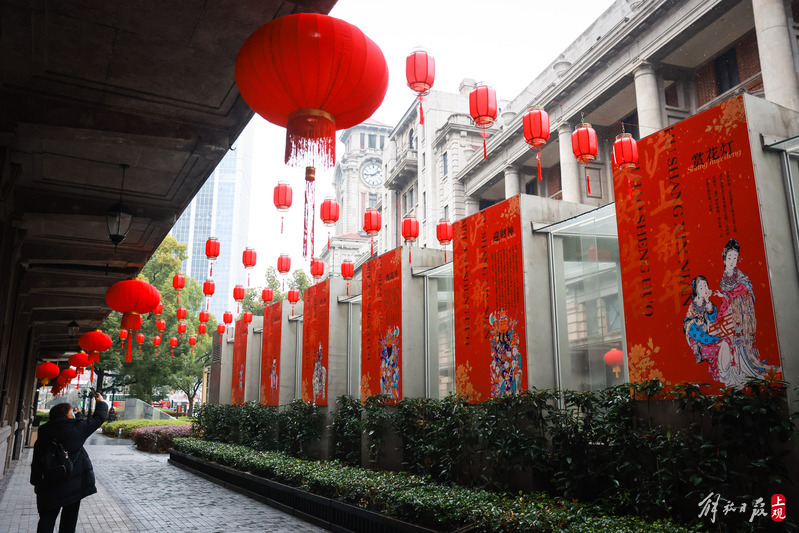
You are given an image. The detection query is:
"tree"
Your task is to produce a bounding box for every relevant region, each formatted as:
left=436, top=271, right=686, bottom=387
left=167, top=343, right=211, bottom=417
left=242, top=265, right=313, bottom=316
left=290, top=269, right=313, bottom=299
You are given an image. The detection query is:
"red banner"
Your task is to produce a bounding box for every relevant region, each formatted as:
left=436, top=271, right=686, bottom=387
left=453, top=196, right=527, bottom=403
left=361, top=248, right=403, bottom=403
left=614, top=96, right=781, bottom=390
left=260, top=301, right=283, bottom=406
left=302, top=280, right=330, bottom=405
left=231, top=318, right=248, bottom=405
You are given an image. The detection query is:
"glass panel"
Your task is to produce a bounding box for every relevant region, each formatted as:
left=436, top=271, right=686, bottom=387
left=349, top=302, right=362, bottom=397
left=425, top=273, right=455, bottom=398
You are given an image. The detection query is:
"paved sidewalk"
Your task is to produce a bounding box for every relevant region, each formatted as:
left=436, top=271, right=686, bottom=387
left=0, top=432, right=325, bottom=532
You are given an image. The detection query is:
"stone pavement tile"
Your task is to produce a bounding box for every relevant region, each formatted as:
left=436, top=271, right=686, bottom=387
left=1, top=432, right=325, bottom=532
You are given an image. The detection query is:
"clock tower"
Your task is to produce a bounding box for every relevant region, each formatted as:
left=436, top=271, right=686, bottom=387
left=334, top=119, right=392, bottom=236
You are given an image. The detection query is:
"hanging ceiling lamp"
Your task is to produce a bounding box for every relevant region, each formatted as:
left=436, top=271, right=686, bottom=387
left=107, top=164, right=132, bottom=247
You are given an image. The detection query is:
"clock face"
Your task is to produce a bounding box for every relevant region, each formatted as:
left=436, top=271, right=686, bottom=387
left=361, top=162, right=383, bottom=187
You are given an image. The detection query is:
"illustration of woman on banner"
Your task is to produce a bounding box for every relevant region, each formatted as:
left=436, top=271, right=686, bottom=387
left=488, top=310, right=522, bottom=397
left=269, top=356, right=278, bottom=393
left=312, top=343, right=327, bottom=404
left=380, top=326, right=401, bottom=401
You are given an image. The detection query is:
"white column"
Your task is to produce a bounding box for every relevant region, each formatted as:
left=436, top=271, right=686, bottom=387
left=634, top=63, right=664, bottom=137
left=557, top=124, right=581, bottom=204
left=504, top=166, right=521, bottom=199
left=753, top=0, right=799, bottom=111
left=465, top=197, right=480, bottom=216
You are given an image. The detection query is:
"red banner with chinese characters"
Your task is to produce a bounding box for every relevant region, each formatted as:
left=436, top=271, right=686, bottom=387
left=302, top=280, right=330, bottom=405
left=231, top=318, right=248, bottom=405
left=361, top=248, right=402, bottom=403
left=453, top=196, right=527, bottom=403
left=260, top=301, right=283, bottom=406
left=614, top=96, right=781, bottom=391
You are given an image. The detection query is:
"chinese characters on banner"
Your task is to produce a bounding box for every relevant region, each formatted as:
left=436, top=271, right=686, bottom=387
left=453, top=196, right=527, bottom=403
left=613, top=96, right=781, bottom=391
left=361, top=248, right=402, bottom=403
left=260, top=301, right=283, bottom=406
left=302, top=280, right=330, bottom=406
left=230, top=318, right=248, bottom=405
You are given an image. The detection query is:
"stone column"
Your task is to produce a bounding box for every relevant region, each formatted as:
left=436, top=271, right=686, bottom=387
left=465, top=196, right=480, bottom=216
left=633, top=63, right=664, bottom=137
left=753, top=0, right=799, bottom=111
left=557, top=124, right=581, bottom=204
left=504, top=165, right=522, bottom=198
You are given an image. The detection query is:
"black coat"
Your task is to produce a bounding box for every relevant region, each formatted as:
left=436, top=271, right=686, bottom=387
left=30, top=401, right=108, bottom=509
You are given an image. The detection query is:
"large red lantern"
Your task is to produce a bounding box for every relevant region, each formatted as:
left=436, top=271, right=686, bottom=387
left=572, top=122, right=598, bottom=195
left=262, top=288, right=274, bottom=304
left=206, top=237, right=221, bottom=277
left=287, top=288, right=300, bottom=317
left=277, top=254, right=291, bottom=290
left=69, top=352, right=90, bottom=374
left=153, top=335, right=162, bottom=356
left=406, top=48, right=435, bottom=125
left=233, top=284, right=245, bottom=314
left=176, top=307, right=187, bottom=321
left=106, top=278, right=160, bottom=363
left=341, top=259, right=354, bottom=296
left=274, top=182, right=293, bottom=234
left=60, top=367, right=78, bottom=383
left=402, top=216, right=419, bottom=263
left=469, top=83, right=497, bottom=159
left=320, top=197, right=340, bottom=249
left=310, top=258, right=324, bottom=281
left=242, top=248, right=257, bottom=286
left=522, top=107, right=550, bottom=181
left=604, top=348, right=625, bottom=378
left=363, top=207, right=381, bottom=257
left=36, top=362, right=60, bottom=386
left=235, top=13, right=389, bottom=169
left=172, top=273, right=185, bottom=305
left=436, top=219, right=454, bottom=262
left=79, top=330, right=112, bottom=353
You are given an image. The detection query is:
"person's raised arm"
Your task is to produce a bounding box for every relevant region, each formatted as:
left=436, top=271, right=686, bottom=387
left=83, top=392, right=108, bottom=436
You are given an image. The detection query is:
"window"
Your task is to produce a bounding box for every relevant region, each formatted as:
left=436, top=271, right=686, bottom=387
left=409, top=186, right=415, bottom=208
left=360, top=133, right=365, bottom=149
left=715, top=48, right=739, bottom=94
left=368, top=193, right=378, bottom=208
left=380, top=136, right=385, bottom=150
left=423, top=191, right=427, bottom=217
left=409, top=129, right=415, bottom=150
left=443, top=152, right=448, bottom=175
left=422, top=152, right=426, bottom=168
left=443, top=205, right=449, bottom=220
left=369, top=134, right=376, bottom=149
left=402, top=192, right=408, bottom=214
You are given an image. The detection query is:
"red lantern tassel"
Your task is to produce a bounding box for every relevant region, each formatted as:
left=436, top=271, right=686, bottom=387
left=285, top=111, right=336, bottom=169
left=444, top=249, right=447, bottom=263
left=303, top=167, right=316, bottom=259
left=125, top=333, right=132, bottom=363
left=138, top=345, right=142, bottom=355
left=346, top=282, right=350, bottom=296
left=209, top=262, right=213, bottom=278
left=586, top=168, right=591, bottom=195
left=280, top=216, right=284, bottom=234
left=328, top=232, right=331, bottom=250
left=171, top=348, right=174, bottom=358
left=483, top=137, right=487, bottom=159
left=370, top=238, right=374, bottom=257
left=419, top=97, right=425, bottom=125
left=537, top=152, right=542, bottom=181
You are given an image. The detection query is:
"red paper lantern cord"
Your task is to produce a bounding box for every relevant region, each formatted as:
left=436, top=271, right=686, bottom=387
left=303, top=166, right=316, bottom=259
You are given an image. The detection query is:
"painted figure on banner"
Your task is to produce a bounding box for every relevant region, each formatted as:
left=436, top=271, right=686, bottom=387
left=488, top=310, right=522, bottom=396
left=312, top=343, right=327, bottom=404
left=380, top=326, right=401, bottom=401
left=269, top=356, right=278, bottom=393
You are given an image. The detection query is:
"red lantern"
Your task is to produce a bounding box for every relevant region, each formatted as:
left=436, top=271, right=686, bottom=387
left=522, top=107, right=550, bottom=181
left=436, top=219, right=454, bottom=262
left=199, top=310, right=210, bottom=324
left=153, top=302, right=163, bottom=315
left=277, top=254, right=291, bottom=290
left=188, top=336, right=197, bottom=354
left=613, top=132, right=639, bottom=201
left=363, top=207, right=381, bottom=257
left=320, top=197, right=339, bottom=249
left=203, top=279, right=215, bottom=310
left=217, top=323, right=226, bottom=345
left=310, top=258, right=324, bottom=281
left=136, top=332, right=145, bottom=354
left=206, top=237, right=221, bottom=277
left=242, top=248, right=257, bottom=286
left=242, top=312, right=253, bottom=333
left=156, top=319, right=166, bottom=332
left=36, top=362, right=60, bottom=386
left=274, top=182, right=293, bottom=234
left=402, top=215, right=419, bottom=263
left=572, top=122, right=598, bottom=195
left=341, top=259, right=354, bottom=296
left=69, top=352, right=90, bottom=374
left=153, top=335, right=162, bottom=355
left=119, top=329, right=128, bottom=349
left=79, top=330, right=112, bottom=353
left=106, top=278, right=160, bottom=363
left=287, top=288, right=300, bottom=317
left=406, top=48, right=435, bottom=125
left=223, top=311, right=233, bottom=328
left=172, top=273, right=185, bottom=305
left=198, top=323, right=207, bottom=345
left=262, top=288, right=274, bottom=303
left=233, top=284, right=245, bottom=314
left=169, top=337, right=178, bottom=357
left=469, top=83, right=497, bottom=159
left=176, top=307, right=187, bottom=321
left=177, top=322, right=187, bottom=335
left=60, top=367, right=78, bottom=382
left=604, top=348, right=625, bottom=378
left=235, top=13, right=389, bottom=169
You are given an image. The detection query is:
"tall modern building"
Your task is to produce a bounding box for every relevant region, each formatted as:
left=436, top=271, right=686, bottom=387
left=170, top=125, right=254, bottom=321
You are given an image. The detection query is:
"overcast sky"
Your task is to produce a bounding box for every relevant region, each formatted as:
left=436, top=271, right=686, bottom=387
left=245, top=0, right=616, bottom=283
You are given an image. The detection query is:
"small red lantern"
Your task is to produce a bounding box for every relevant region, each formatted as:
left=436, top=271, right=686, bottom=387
left=119, top=329, right=128, bottom=348
left=106, top=278, right=160, bottom=363
left=277, top=254, right=291, bottom=290
left=172, top=273, right=185, bottom=305
left=310, top=258, right=324, bottom=281
left=436, top=219, right=454, bottom=262
left=188, top=336, right=197, bottom=355
left=223, top=311, right=233, bottom=333
left=469, top=83, right=497, bottom=159
left=153, top=335, right=162, bottom=356
left=69, top=352, right=90, bottom=374
left=136, top=332, right=145, bottom=354
left=156, top=319, right=166, bottom=332
left=198, top=323, right=207, bottom=345
left=233, top=284, right=245, bottom=314
left=604, top=348, right=625, bottom=378
left=177, top=322, right=187, bottom=335
left=273, top=182, right=293, bottom=234
left=613, top=132, right=639, bottom=200
left=242, top=312, right=253, bottom=333
left=176, top=307, right=187, bottom=321
left=522, top=107, right=550, bottom=181
left=262, top=288, right=274, bottom=303
left=199, top=310, right=210, bottom=323
left=402, top=215, right=419, bottom=263
left=363, top=207, right=381, bottom=257
left=287, top=288, right=300, bottom=317
left=242, top=248, right=257, bottom=286
left=572, top=122, right=598, bottom=195
left=341, top=259, right=354, bottom=296
left=60, top=367, right=78, bottom=382
left=406, top=48, right=435, bottom=125
left=203, top=279, right=215, bottom=310
left=206, top=237, right=221, bottom=277
left=320, top=197, right=340, bottom=249
left=217, top=323, right=226, bottom=345
left=153, top=302, right=163, bottom=315
left=36, top=362, right=60, bottom=386
left=169, top=337, right=178, bottom=357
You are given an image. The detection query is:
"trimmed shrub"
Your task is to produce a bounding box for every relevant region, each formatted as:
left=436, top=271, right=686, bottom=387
left=101, top=418, right=190, bottom=439
left=131, top=425, right=194, bottom=452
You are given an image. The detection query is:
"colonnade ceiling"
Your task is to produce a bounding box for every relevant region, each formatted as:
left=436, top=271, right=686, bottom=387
left=1, top=0, right=337, bottom=360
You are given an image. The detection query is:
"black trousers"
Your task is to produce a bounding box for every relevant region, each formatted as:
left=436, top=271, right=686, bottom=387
left=37, top=500, right=81, bottom=533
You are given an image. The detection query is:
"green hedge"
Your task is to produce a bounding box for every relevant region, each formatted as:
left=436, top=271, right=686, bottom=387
left=174, top=438, right=696, bottom=533
left=102, top=418, right=191, bottom=439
